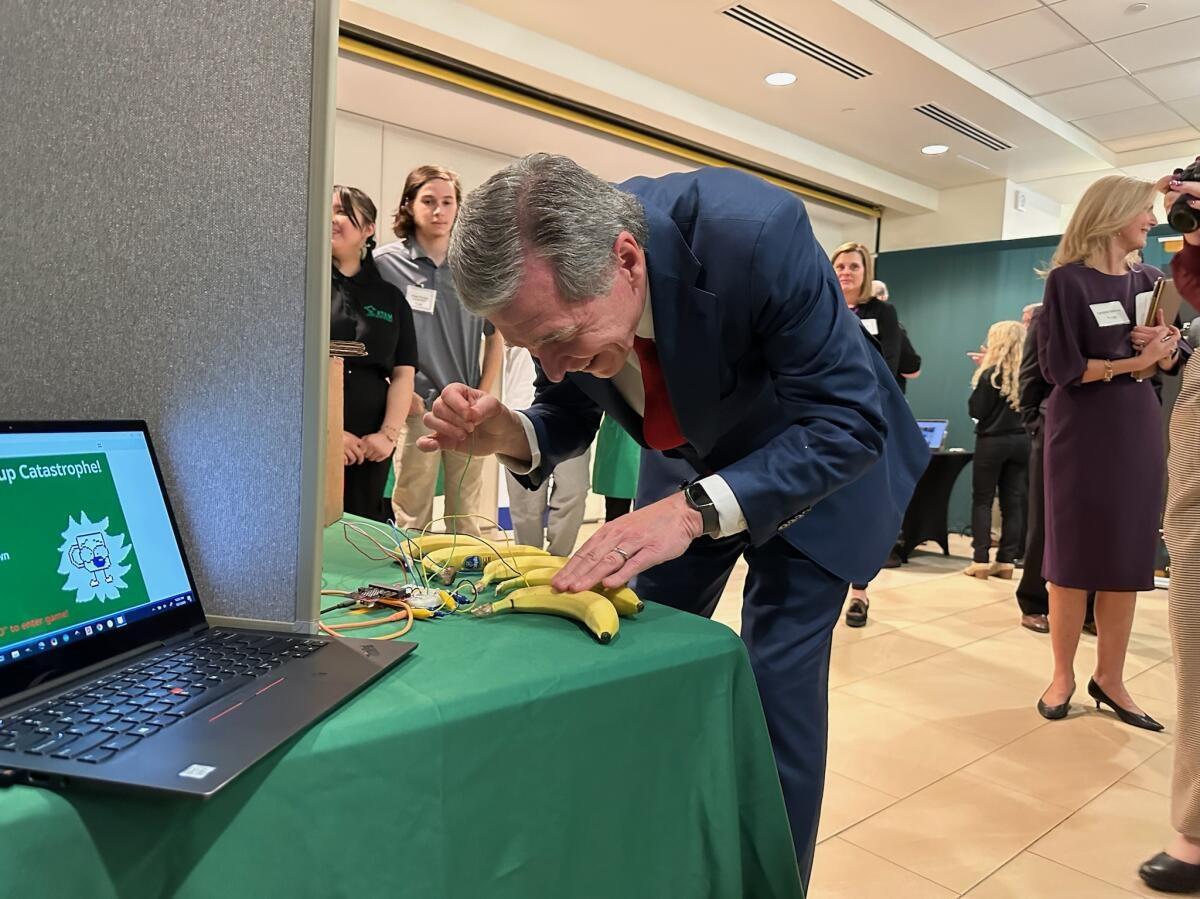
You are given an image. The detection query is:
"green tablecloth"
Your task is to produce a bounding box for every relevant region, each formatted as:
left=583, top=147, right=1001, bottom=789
left=0, top=521, right=802, bottom=899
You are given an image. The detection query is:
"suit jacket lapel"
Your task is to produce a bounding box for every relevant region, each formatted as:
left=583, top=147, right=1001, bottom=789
left=642, top=205, right=722, bottom=457
left=563, top=203, right=721, bottom=457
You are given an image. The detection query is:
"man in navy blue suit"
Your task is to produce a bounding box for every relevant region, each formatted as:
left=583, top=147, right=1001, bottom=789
left=417, top=153, right=928, bottom=882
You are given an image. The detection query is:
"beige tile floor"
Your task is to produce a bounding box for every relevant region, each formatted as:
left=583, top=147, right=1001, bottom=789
left=576, top=523, right=1178, bottom=897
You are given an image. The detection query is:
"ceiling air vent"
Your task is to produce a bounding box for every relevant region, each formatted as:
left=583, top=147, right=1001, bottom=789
left=723, top=5, right=872, bottom=80
left=915, top=103, right=1013, bottom=151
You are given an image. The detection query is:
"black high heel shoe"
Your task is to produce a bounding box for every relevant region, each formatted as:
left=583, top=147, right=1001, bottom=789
left=1139, top=852, right=1200, bottom=893
left=1088, top=678, right=1164, bottom=732
left=1037, top=684, right=1073, bottom=720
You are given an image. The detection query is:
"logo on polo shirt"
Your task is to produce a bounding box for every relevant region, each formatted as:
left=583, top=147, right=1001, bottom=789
left=362, top=305, right=394, bottom=323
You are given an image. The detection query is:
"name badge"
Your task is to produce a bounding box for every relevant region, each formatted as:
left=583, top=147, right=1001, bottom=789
left=406, top=285, right=437, bottom=314
left=1089, top=301, right=1130, bottom=328
left=861, top=318, right=879, bottom=336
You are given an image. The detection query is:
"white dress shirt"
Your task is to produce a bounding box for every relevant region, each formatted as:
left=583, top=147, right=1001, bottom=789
left=500, top=296, right=748, bottom=537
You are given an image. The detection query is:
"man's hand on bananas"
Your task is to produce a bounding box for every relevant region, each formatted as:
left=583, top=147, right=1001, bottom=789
left=552, top=491, right=705, bottom=594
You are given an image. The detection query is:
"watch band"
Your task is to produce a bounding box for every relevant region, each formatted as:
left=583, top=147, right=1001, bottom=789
left=683, top=481, right=721, bottom=537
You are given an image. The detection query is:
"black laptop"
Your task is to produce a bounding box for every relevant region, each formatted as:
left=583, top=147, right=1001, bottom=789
left=0, top=420, right=414, bottom=797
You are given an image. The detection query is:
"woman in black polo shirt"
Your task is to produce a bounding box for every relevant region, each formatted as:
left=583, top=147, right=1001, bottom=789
left=330, top=186, right=417, bottom=521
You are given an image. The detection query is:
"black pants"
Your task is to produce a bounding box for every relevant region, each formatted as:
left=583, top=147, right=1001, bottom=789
left=971, top=433, right=1030, bottom=564
left=1017, top=427, right=1096, bottom=620
left=342, top=368, right=392, bottom=522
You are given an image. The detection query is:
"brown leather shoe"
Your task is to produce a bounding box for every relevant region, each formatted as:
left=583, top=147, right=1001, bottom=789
left=1021, top=614, right=1049, bottom=634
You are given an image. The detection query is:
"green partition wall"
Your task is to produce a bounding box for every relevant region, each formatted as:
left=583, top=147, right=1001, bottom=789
left=876, top=226, right=1177, bottom=538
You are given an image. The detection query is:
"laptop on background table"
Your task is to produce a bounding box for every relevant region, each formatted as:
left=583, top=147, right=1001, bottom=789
left=916, top=419, right=950, bottom=452
left=0, top=420, right=414, bottom=797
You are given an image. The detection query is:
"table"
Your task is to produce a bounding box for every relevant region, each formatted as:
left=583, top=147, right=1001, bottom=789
left=897, top=450, right=973, bottom=560
left=0, top=520, right=803, bottom=899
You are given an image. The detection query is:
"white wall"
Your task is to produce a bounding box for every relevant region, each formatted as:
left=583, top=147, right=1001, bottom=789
left=1002, top=181, right=1062, bottom=241
left=333, top=111, right=517, bottom=244
left=879, top=181, right=1007, bottom=252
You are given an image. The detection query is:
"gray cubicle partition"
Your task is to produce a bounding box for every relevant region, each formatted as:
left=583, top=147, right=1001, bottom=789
left=0, top=1, right=337, bottom=628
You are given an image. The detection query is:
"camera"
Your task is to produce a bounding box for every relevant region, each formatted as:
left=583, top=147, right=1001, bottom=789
left=1168, top=156, right=1200, bottom=233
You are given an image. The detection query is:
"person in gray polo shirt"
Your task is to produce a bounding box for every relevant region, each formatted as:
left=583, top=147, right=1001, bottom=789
left=375, top=165, right=503, bottom=536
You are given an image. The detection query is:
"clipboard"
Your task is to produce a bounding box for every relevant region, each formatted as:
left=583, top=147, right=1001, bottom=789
left=1146, top=278, right=1185, bottom=327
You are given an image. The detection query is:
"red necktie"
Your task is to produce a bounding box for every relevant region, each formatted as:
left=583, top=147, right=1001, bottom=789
left=633, top=336, right=686, bottom=450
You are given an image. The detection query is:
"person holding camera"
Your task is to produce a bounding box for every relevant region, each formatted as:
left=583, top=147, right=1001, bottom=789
left=1035, top=175, right=1182, bottom=730
left=1140, top=169, right=1200, bottom=894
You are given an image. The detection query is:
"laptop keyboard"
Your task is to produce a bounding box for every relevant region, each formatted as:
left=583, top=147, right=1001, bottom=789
left=0, top=631, right=327, bottom=765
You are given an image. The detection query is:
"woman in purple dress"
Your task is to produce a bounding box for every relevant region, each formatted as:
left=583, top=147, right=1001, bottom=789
left=1037, top=175, right=1183, bottom=729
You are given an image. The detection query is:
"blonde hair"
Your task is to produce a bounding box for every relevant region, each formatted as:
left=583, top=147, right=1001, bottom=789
left=972, top=321, right=1025, bottom=411
left=830, top=242, right=875, bottom=303
left=1048, top=175, right=1156, bottom=271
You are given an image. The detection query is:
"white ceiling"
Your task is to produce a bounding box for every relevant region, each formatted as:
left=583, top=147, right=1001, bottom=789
left=335, top=53, right=871, bottom=233
left=345, top=0, right=1200, bottom=219
left=457, top=0, right=1117, bottom=191
left=881, top=0, right=1200, bottom=153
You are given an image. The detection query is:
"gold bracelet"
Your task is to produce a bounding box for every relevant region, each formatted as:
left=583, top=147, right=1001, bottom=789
left=1103, top=360, right=1114, bottom=382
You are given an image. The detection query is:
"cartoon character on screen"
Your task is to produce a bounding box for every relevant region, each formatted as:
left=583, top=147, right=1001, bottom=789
left=68, top=532, right=114, bottom=588
left=57, top=512, right=133, bottom=604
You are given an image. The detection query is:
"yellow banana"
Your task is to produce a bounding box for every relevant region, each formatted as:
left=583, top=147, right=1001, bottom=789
left=403, top=533, right=488, bottom=558
left=478, top=553, right=566, bottom=587
left=494, top=570, right=643, bottom=616
left=473, top=587, right=619, bottom=644
left=493, top=568, right=560, bottom=595
left=602, top=585, right=645, bottom=618
left=423, top=544, right=550, bottom=584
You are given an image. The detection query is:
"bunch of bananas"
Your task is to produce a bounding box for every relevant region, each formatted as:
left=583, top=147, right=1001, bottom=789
left=471, top=579, right=644, bottom=644
left=421, top=543, right=550, bottom=583
left=402, top=533, right=489, bottom=558
left=495, top=568, right=644, bottom=617
left=477, top=555, right=570, bottom=587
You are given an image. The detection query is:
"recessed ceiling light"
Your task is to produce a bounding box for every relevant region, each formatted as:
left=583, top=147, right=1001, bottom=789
left=1127, top=2, right=1150, bottom=13
left=764, top=72, right=797, bottom=86
left=841, top=107, right=857, bottom=113
left=921, top=144, right=949, bottom=155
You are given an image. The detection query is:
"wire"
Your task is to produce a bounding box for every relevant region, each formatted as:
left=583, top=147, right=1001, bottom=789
left=318, top=589, right=415, bottom=640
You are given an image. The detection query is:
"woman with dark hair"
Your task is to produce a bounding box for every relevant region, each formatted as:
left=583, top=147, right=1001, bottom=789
left=330, top=185, right=417, bottom=521
left=831, top=242, right=900, bottom=626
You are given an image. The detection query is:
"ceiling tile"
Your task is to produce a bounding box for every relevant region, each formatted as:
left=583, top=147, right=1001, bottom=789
left=1104, top=125, right=1200, bottom=153
left=1172, top=95, right=1200, bottom=127
left=1035, top=77, right=1156, bottom=120
left=876, top=0, right=1040, bottom=38
left=1050, top=0, right=1199, bottom=42
left=1136, top=59, right=1200, bottom=102
left=1075, top=102, right=1187, bottom=140
left=1099, top=15, right=1200, bottom=72
left=992, top=45, right=1125, bottom=94
left=941, top=8, right=1087, bottom=70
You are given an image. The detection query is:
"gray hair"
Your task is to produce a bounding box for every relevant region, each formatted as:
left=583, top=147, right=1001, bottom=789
left=447, top=153, right=648, bottom=314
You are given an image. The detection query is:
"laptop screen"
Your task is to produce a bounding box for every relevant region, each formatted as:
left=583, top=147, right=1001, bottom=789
left=916, top=419, right=949, bottom=451
left=0, top=427, right=196, bottom=669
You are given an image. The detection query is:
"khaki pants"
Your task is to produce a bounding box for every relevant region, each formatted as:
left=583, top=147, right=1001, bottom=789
left=505, top=448, right=591, bottom=557
left=391, top=413, right=485, bottom=536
